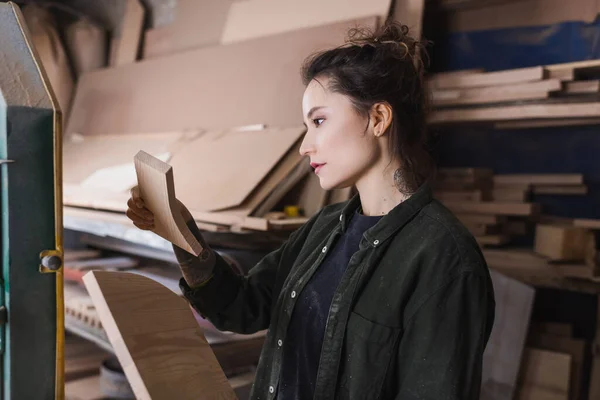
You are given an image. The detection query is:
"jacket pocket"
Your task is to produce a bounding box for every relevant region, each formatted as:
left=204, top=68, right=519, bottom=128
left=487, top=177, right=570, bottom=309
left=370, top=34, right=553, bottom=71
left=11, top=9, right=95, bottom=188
left=337, top=312, right=401, bottom=400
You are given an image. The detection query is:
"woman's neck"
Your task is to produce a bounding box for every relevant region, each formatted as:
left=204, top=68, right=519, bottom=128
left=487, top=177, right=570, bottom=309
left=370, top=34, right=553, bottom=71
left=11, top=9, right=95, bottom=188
left=355, top=165, right=410, bottom=217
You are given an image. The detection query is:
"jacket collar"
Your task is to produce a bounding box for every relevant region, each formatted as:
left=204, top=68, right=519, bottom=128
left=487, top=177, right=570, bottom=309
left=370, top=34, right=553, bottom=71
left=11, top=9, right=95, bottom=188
left=339, top=182, right=433, bottom=247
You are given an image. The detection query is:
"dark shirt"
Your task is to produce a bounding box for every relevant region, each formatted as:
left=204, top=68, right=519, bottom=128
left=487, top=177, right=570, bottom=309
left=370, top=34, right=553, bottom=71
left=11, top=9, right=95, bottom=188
left=277, top=210, right=382, bottom=400
left=180, top=183, right=495, bottom=400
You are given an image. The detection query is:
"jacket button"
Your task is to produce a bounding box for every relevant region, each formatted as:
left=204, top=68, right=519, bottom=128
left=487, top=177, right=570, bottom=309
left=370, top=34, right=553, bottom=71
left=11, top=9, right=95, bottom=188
left=291, top=291, right=297, bottom=298
left=322, top=246, right=327, bottom=253
left=339, top=214, right=343, bottom=221
left=269, top=386, right=275, bottom=393
left=373, top=239, right=380, bottom=246
left=278, top=339, right=283, bottom=347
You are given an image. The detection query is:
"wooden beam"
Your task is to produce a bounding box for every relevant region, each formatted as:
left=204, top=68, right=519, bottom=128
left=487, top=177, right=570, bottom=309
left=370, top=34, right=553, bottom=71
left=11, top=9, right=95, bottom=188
left=429, top=102, right=600, bottom=124
left=427, top=66, right=545, bottom=90
left=495, top=118, right=600, bottom=130
left=564, top=80, right=600, bottom=94
left=134, top=151, right=203, bottom=256
left=432, top=79, right=561, bottom=106
left=444, top=201, right=540, bottom=216
left=82, top=271, right=237, bottom=400
left=494, top=174, right=583, bottom=186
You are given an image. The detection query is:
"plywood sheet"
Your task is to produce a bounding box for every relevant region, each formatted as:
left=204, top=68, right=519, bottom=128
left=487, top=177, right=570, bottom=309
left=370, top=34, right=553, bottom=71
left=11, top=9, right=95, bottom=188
left=63, top=132, right=187, bottom=189
left=170, top=127, right=304, bottom=212
left=111, top=0, right=144, bottom=66
left=67, top=18, right=378, bottom=137
left=82, top=271, right=236, bottom=400
left=221, top=0, right=389, bottom=44
left=481, top=270, right=535, bottom=400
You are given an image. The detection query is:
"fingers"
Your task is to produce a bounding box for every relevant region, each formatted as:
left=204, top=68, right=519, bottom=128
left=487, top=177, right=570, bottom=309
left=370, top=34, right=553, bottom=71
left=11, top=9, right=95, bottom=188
left=127, top=208, right=155, bottom=230
left=130, top=185, right=144, bottom=208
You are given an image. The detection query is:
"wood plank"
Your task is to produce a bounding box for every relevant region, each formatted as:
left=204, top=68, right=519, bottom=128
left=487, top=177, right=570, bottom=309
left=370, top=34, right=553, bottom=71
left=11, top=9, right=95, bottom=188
left=492, top=187, right=530, bottom=202
left=495, top=118, right=600, bottom=129
left=63, top=250, right=102, bottom=262
left=528, top=333, right=586, bottom=400
left=564, top=80, right=600, bottom=94
left=427, top=66, right=545, bottom=90
left=548, top=69, right=575, bottom=81
left=573, top=218, right=600, bottom=230
left=454, top=213, right=503, bottom=226
left=532, top=184, right=587, bottom=195
left=143, top=0, right=235, bottom=59
left=535, top=224, right=592, bottom=262
left=432, top=79, right=561, bottom=106
left=476, top=234, right=510, bottom=246
left=546, top=59, right=600, bottom=74
left=297, top=173, right=328, bottom=217
left=65, top=375, right=104, bottom=400
left=517, top=384, right=567, bottom=400
left=134, top=151, right=204, bottom=256
left=426, top=69, right=485, bottom=84
left=390, top=0, right=425, bottom=39
left=169, top=127, right=304, bottom=212
left=517, top=348, right=570, bottom=399
left=444, top=201, right=540, bottom=216
left=435, top=190, right=483, bottom=202
left=111, top=0, right=144, bottom=66
left=429, top=102, right=600, bottom=124
left=494, top=174, right=583, bottom=186
left=481, top=270, right=535, bottom=400
left=221, top=0, right=390, bottom=44
left=82, top=271, right=236, bottom=400
left=67, top=19, right=378, bottom=136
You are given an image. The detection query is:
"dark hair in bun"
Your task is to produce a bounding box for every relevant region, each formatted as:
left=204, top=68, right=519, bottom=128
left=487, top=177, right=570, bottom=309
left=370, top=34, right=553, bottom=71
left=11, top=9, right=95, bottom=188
left=301, top=22, right=433, bottom=194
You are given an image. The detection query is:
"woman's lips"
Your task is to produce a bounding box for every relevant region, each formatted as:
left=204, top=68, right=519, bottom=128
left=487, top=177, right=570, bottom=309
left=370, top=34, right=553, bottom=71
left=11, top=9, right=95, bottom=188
left=310, top=162, right=325, bottom=174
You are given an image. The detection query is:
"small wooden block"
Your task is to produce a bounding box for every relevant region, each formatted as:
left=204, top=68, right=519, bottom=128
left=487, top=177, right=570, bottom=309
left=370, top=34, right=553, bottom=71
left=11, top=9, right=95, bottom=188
left=534, top=224, right=592, bottom=262
left=134, top=150, right=203, bottom=256
left=82, top=271, right=237, bottom=400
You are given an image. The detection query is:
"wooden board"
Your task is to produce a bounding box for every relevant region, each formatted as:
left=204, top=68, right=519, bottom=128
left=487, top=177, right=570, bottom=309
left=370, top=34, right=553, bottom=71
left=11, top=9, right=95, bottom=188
left=390, top=0, right=425, bottom=39
left=82, top=271, right=237, bottom=400
left=476, top=234, right=510, bottom=246
left=427, top=66, right=545, bottom=90
left=532, top=184, right=588, bottom=195
left=481, top=270, right=535, bottom=400
left=432, top=79, right=561, bottom=106
left=435, top=190, right=483, bottom=202
left=297, top=173, right=328, bottom=217
left=444, top=201, right=540, bottom=216
left=221, top=0, right=390, bottom=44
left=63, top=250, right=102, bottom=262
left=494, top=174, right=583, bottom=186
left=534, top=224, right=592, bottom=262
left=564, top=80, right=600, bottom=94
left=67, top=19, right=378, bottom=137
left=517, top=348, right=570, bottom=400
left=454, top=214, right=504, bottom=226
left=111, top=0, right=144, bottom=66
left=65, top=375, right=104, bottom=400
left=134, top=151, right=203, bottom=256
left=495, top=118, right=600, bottom=130
left=573, top=218, right=600, bottom=230
left=143, top=0, right=235, bottom=58
left=169, top=127, right=304, bottom=212
left=492, top=187, right=530, bottom=202
left=63, top=132, right=187, bottom=188
left=429, top=102, right=600, bottom=124
left=528, top=333, right=586, bottom=400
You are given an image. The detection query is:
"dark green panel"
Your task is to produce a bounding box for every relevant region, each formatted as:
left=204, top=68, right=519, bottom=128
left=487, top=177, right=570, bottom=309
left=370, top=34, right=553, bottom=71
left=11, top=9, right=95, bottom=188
left=3, top=106, right=56, bottom=400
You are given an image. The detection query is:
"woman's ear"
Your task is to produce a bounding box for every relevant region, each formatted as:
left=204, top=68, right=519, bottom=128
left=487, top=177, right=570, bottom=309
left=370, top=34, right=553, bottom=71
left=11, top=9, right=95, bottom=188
left=369, top=102, right=393, bottom=137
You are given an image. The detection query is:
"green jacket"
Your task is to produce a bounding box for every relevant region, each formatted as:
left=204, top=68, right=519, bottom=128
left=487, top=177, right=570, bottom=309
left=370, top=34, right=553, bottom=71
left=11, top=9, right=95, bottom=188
left=180, top=183, right=495, bottom=399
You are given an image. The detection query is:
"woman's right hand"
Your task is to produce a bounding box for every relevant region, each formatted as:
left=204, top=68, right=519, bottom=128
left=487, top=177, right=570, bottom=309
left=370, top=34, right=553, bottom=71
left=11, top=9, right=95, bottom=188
left=126, top=186, right=155, bottom=231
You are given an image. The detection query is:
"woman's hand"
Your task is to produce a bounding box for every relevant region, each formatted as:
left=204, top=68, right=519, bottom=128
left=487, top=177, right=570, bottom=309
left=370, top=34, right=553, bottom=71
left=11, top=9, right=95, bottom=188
left=126, top=186, right=155, bottom=230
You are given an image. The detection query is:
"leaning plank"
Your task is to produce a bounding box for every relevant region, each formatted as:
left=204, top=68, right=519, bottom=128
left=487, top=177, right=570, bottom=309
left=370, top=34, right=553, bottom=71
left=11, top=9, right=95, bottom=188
left=494, top=174, right=583, bottom=186
left=432, top=79, right=561, bottom=106
left=67, top=19, right=377, bottom=136
left=221, top=0, right=391, bottom=44
left=428, top=66, right=545, bottom=90
left=82, top=271, right=237, bottom=400
left=444, top=201, right=540, bottom=216
left=111, top=0, right=144, bottom=66
left=134, top=151, right=203, bottom=256
left=429, top=102, right=600, bottom=124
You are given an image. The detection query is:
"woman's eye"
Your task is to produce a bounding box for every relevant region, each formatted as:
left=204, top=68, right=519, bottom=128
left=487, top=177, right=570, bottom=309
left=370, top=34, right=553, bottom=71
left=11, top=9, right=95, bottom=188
left=313, top=118, right=325, bottom=127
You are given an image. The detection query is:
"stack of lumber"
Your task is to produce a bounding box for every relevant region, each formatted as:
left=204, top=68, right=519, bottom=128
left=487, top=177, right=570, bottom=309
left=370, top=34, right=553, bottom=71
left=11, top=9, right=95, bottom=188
left=428, top=60, right=600, bottom=128
left=434, top=168, right=543, bottom=246
left=515, top=322, right=587, bottom=400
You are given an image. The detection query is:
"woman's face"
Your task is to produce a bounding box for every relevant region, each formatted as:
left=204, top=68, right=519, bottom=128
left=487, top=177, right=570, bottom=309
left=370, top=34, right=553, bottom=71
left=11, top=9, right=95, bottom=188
left=300, top=77, right=382, bottom=190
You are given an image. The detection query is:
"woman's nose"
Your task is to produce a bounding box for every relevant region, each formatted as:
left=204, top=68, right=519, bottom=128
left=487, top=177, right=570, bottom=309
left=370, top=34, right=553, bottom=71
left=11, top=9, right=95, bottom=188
left=299, top=131, right=315, bottom=156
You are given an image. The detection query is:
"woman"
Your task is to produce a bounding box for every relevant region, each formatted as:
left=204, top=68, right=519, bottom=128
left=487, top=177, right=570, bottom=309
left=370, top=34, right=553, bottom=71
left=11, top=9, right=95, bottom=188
left=127, top=22, right=495, bottom=400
